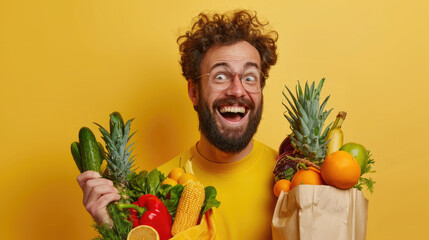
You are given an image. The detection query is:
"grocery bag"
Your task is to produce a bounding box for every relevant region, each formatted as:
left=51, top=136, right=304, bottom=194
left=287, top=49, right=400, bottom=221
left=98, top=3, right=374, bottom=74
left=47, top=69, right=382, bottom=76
left=170, top=208, right=216, bottom=240
left=272, top=185, right=368, bottom=240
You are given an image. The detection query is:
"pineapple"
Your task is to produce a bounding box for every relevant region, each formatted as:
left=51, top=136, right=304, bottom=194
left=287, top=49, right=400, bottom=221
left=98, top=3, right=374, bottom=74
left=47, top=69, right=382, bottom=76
left=282, top=78, right=332, bottom=165
left=95, top=112, right=136, bottom=186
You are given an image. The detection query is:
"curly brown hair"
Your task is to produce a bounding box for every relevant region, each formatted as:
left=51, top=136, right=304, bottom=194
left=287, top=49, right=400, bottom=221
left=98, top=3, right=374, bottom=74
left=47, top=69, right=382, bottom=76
left=177, top=10, right=278, bottom=87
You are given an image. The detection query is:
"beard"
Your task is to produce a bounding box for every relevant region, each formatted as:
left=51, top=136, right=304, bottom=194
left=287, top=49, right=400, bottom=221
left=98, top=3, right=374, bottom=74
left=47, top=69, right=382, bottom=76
left=196, top=95, right=263, bottom=153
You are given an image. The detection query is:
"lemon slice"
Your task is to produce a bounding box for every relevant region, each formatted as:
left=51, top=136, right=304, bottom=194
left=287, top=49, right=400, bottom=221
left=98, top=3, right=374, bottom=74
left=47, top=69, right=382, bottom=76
left=127, top=225, right=160, bottom=240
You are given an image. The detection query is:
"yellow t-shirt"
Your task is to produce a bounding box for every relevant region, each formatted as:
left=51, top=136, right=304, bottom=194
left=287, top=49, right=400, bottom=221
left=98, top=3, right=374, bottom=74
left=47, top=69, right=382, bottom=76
left=158, top=139, right=278, bottom=240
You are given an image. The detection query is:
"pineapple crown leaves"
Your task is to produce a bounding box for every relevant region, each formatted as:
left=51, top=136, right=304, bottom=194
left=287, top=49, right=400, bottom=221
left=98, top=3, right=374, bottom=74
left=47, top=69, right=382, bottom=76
left=94, top=115, right=137, bottom=184
left=282, top=78, right=333, bottom=163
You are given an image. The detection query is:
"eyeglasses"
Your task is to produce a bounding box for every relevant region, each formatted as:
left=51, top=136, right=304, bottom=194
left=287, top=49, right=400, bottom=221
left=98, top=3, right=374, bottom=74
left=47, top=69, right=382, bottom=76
left=196, top=66, right=265, bottom=93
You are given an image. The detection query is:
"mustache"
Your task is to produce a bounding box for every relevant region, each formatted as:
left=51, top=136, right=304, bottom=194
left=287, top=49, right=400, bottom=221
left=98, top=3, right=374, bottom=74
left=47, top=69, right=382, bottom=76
left=212, top=98, right=255, bottom=109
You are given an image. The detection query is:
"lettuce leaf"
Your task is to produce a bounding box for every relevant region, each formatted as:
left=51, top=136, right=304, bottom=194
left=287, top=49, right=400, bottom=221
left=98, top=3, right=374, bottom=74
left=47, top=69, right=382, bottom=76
left=201, top=186, right=221, bottom=216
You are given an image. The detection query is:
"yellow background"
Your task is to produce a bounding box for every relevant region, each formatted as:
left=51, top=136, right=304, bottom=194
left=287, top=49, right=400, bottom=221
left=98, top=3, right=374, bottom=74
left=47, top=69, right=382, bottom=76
left=1, top=0, right=428, bottom=239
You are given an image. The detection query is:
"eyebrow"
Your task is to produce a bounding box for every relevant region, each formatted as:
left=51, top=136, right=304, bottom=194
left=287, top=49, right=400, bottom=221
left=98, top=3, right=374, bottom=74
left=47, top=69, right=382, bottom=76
left=209, top=62, right=260, bottom=72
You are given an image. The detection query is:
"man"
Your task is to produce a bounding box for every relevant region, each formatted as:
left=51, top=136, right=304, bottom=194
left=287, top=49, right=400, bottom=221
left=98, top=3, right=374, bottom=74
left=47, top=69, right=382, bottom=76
left=78, top=10, right=279, bottom=239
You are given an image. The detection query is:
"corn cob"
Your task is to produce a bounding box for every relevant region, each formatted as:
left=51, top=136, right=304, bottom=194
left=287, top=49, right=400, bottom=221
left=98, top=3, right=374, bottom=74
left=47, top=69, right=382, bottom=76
left=171, top=180, right=205, bottom=236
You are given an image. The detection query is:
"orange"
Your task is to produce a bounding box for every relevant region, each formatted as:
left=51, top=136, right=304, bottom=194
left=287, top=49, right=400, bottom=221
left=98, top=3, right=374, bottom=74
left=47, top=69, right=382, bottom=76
left=321, top=151, right=361, bottom=189
left=340, top=142, right=368, bottom=174
left=290, top=167, right=324, bottom=189
left=169, top=167, right=185, bottom=181
left=273, top=179, right=291, bottom=197
left=161, top=177, right=178, bottom=186
left=178, top=173, right=197, bottom=185
left=127, top=225, right=159, bottom=240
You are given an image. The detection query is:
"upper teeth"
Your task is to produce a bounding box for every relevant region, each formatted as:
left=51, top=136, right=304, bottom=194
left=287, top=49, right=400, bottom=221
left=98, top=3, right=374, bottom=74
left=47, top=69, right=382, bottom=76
left=219, top=106, right=246, bottom=114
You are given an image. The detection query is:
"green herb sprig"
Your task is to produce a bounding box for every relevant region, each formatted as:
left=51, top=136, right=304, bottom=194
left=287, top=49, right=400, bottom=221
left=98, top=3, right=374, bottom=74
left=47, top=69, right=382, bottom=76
left=354, top=150, right=376, bottom=193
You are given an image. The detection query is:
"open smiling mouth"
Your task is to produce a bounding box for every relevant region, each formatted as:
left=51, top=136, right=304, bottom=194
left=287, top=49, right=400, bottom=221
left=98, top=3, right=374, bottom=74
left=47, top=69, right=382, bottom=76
left=217, top=105, right=249, bottom=123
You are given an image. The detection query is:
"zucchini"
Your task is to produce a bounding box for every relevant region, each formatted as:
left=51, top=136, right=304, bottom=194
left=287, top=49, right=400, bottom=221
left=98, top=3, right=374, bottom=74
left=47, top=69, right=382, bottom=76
left=71, top=141, right=83, bottom=173
left=79, top=127, right=102, bottom=172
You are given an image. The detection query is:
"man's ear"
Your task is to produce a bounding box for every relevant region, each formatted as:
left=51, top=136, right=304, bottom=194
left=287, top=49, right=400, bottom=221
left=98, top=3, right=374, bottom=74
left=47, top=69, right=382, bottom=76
left=188, top=80, right=199, bottom=106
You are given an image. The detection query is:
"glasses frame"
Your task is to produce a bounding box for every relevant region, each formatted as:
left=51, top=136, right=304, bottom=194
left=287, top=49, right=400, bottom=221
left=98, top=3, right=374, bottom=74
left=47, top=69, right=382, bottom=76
left=195, top=67, right=266, bottom=93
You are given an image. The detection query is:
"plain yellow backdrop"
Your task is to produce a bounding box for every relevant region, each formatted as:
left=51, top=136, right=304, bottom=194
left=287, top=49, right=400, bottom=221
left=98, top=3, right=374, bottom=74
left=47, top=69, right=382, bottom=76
left=1, top=0, right=428, bottom=239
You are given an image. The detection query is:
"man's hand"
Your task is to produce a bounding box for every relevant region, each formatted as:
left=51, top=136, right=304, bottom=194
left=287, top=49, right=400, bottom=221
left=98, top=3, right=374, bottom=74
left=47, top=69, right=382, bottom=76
left=77, top=171, right=121, bottom=225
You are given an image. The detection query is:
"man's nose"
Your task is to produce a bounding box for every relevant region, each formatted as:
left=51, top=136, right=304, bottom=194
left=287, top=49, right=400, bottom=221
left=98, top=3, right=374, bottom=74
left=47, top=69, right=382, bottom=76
left=225, top=74, right=246, bottom=97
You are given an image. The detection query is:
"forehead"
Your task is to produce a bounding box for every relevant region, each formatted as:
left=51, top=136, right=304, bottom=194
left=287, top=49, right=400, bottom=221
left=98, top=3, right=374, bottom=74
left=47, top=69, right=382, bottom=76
left=200, top=41, right=261, bottom=72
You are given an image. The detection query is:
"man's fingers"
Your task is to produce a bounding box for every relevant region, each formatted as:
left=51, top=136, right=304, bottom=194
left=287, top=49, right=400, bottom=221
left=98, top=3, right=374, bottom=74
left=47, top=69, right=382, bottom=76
left=77, top=171, right=101, bottom=189
left=84, top=178, right=114, bottom=189
left=87, top=192, right=121, bottom=225
left=77, top=170, right=120, bottom=225
left=83, top=180, right=117, bottom=206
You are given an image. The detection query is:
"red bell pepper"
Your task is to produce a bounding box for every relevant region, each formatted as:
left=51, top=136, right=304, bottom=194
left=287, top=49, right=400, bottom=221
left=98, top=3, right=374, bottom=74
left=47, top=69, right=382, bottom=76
left=117, top=194, right=172, bottom=240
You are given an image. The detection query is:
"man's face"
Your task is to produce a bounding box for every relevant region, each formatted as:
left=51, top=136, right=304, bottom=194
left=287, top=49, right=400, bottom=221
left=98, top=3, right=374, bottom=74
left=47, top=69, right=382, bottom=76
left=191, top=41, right=264, bottom=153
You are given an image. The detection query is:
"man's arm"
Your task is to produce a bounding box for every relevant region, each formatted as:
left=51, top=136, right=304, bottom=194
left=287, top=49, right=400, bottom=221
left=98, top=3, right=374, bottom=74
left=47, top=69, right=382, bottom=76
left=77, top=171, right=121, bottom=225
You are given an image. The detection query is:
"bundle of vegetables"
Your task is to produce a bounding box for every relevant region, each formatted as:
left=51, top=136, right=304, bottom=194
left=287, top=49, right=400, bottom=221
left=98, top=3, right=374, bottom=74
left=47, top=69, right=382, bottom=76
left=272, top=79, right=376, bottom=197
left=71, top=112, right=220, bottom=240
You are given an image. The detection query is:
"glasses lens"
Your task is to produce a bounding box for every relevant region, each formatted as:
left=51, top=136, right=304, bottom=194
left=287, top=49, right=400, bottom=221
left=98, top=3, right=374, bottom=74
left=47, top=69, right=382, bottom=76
left=207, top=67, right=262, bottom=92
left=209, top=68, right=231, bottom=89
left=241, top=69, right=262, bottom=92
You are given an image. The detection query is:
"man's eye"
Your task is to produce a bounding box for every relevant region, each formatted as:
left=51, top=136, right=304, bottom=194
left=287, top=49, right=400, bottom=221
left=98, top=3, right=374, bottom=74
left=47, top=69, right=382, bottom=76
left=243, top=75, right=257, bottom=83
left=214, top=73, right=229, bottom=81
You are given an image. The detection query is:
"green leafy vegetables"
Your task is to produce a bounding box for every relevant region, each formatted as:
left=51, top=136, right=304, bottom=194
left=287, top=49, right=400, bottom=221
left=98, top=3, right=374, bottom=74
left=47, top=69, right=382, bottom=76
left=353, top=150, right=376, bottom=193
left=71, top=112, right=221, bottom=240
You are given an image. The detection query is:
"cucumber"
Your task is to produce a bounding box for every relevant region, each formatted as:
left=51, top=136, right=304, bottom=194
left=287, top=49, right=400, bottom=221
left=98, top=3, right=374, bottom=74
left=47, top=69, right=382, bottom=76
left=71, top=141, right=83, bottom=173
left=109, top=112, right=124, bottom=133
left=79, top=127, right=102, bottom=172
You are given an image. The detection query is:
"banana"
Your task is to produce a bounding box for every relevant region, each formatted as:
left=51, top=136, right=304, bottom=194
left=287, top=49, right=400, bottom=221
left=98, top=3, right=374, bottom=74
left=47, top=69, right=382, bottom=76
left=326, top=128, right=343, bottom=156
left=325, top=111, right=347, bottom=156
